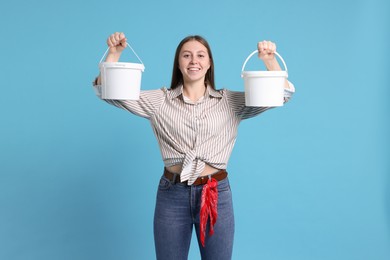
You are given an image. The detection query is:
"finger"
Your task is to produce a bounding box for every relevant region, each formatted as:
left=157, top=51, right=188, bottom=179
left=113, top=32, right=119, bottom=43
left=112, top=33, right=123, bottom=46
left=266, top=41, right=276, bottom=53
left=119, top=32, right=126, bottom=41
left=258, top=41, right=267, bottom=53
left=263, top=41, right=276, bottom=54
left=266, top=41, right=275, bottom=53
left=257, top=41, right=265, bottom=52
left=263, top=40, right=269, bottom=51
left=108, top=34, right=117, bottom=47
left=115, top=32, right=124, bottom=43
left=107, top=35, right=115, bottom=47
left=120, top=38, right=127, bottom=48
left=119, top=33, right=127, bottom=47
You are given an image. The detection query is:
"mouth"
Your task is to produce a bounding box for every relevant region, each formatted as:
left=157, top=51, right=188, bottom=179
left=188, top=67, right=201, bottom=71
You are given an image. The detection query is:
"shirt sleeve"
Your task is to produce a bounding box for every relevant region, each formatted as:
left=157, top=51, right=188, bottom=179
left=93, top=83, right=166, bottom=119
left=284, top=81, right=295, bottom=103
left=226, top=81, right=295, bottom=120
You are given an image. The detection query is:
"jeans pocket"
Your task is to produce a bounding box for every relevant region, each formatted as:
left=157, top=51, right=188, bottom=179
left=158, top=176, right=172, bottom=191
left=217, top=178, right=231, bottom=192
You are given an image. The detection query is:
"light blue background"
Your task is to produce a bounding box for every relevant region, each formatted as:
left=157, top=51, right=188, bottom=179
left=0, top=0, right=389, bottom=259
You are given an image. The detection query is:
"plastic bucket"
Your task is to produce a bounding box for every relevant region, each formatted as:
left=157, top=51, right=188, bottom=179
left=99, top=43, right=145, bottom=100
left=241, top=50, right=288, bottom=107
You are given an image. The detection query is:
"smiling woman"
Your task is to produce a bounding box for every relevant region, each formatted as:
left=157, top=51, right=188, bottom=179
left=92, top=32, right=295, bottom=260
left=178, top=40, right=211, bottom=99
left=171, top=35, right=215, bottom=92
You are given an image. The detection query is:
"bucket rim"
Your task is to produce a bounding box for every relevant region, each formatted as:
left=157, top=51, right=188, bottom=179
left=99, top=61, right=145, bottom=71
left=241, top=70, right=288, bottom=77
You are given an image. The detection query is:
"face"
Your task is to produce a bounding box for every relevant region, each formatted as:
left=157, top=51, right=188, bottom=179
left=178, top=40, right=211, bottom=85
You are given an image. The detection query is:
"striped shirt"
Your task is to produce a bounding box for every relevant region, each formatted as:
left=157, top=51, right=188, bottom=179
left=93, top=83, right=294, bottom=185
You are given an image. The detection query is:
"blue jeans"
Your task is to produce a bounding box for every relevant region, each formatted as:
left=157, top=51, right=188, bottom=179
left=154, top=174, right=235, bottom=260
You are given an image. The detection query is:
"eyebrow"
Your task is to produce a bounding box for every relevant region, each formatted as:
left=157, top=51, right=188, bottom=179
left=181, top=50, right=207, bottom=54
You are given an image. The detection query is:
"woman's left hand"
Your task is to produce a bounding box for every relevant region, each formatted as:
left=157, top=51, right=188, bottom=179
left=257, top=40, right=276, bottom=61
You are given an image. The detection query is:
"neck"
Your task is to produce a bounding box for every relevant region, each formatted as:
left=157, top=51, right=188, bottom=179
left=183, top=80, right=207, bottom=101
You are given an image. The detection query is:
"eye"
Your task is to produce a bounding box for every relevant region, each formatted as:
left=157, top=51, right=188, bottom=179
left=182, top=52, right=191, bottom=58
left=198, top=54, right=205, bottom=58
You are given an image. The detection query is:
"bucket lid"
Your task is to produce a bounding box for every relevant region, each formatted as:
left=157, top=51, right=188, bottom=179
left=99, top=61, right=145, bottom=72
left=241, top=70, right=288, bottom=78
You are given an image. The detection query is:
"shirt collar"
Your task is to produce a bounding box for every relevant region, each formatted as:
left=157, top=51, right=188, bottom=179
left=169, top=85, right=222, bottom=100
left=207, top=86, right=223, bottom=98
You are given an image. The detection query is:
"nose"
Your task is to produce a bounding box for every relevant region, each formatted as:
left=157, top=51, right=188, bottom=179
left=190, top=56, right=198, bottom=64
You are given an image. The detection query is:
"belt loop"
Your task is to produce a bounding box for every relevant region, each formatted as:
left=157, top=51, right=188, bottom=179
left=172, top=173, right=178, bottom=184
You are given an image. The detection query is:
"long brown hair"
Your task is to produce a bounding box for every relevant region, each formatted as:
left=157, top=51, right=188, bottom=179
left=170, top=35, right=215, bottom=90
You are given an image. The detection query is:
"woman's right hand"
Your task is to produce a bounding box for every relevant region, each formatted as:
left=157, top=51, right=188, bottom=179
left=104, top=32, right=127, bottom=62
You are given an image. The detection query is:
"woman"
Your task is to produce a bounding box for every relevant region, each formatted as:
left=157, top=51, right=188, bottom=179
left=93, top=32, right=295, bottom=260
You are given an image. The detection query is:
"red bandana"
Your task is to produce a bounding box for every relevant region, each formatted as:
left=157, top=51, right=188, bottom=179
left=200, top=178, right=218, bottom=247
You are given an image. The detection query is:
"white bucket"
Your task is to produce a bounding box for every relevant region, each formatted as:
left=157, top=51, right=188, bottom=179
left=99, top=43, right=145, bottom=100
left=241, top=50, right=288, bottom=107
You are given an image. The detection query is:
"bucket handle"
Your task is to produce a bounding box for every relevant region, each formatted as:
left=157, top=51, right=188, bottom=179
left=99, top=42, right=144, bottom=64
left=241, top=50, right=288, bottom=74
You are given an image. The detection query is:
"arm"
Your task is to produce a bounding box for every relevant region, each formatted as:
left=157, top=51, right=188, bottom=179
left=93, top=32, right=165, bottom=119
left=257, top=40, right=292, bottom=91
left=95, top=32, right=128, bottom=85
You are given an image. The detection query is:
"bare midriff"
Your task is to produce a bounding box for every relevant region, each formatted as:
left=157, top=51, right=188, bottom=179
left=166, top=163, right=221, bottom=177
